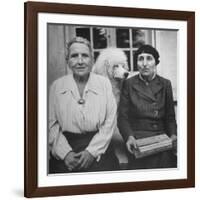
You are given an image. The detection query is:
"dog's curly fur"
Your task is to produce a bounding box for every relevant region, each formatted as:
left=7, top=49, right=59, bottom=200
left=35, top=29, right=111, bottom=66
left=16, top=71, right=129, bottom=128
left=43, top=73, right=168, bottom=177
left=93, top=48, right=130, bottom=105
left=92, top=48, right=133, bottom=164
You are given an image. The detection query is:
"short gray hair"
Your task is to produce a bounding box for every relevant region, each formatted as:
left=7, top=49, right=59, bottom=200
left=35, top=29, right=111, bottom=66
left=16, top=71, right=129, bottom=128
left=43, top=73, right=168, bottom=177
left=66, top=37, right=92, bottom=60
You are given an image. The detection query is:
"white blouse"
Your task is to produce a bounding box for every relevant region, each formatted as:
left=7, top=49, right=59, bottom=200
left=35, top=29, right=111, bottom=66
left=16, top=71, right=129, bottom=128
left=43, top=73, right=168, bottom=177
left=49, top=73, right=117, bottom=160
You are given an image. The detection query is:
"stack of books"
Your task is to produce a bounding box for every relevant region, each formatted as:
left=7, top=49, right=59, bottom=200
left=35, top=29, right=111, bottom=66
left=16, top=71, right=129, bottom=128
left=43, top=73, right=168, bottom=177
left=134, top=134, right=173, bottom=159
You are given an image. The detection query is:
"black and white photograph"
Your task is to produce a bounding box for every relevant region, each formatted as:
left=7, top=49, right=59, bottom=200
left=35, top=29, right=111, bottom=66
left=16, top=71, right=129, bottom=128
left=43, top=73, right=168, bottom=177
left=47, top=24, right=178, bottom=174
left=24, top=2, right=195, bottom=197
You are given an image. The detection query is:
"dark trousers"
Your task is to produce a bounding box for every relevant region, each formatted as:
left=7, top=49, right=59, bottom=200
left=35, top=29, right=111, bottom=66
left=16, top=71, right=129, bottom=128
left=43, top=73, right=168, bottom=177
left=49, top=131, right=120, bottom=173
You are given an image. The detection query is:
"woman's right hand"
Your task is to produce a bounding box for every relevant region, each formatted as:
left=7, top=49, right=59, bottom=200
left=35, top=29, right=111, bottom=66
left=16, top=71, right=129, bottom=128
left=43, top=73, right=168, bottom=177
left=64, top=151, right=79, bottom=171
left=126, top=136, right=138, bottom=154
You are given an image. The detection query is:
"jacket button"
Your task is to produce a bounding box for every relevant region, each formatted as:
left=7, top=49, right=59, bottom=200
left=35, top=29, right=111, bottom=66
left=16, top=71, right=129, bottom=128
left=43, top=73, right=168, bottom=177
left=152, top=124, right=158, bottom=129
left=154, top=110, right=158, bottom=117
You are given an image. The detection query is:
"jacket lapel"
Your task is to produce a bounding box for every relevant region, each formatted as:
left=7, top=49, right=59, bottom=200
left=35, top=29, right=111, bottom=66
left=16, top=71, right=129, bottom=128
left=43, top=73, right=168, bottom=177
left=150, top=76, right=163, bottom=96
left=131, top=75, right=163, bottom=101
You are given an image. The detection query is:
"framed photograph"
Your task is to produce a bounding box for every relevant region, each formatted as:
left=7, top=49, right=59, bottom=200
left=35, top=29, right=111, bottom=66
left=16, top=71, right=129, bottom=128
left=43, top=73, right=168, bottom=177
left=24, top=1, right=195, bottom=198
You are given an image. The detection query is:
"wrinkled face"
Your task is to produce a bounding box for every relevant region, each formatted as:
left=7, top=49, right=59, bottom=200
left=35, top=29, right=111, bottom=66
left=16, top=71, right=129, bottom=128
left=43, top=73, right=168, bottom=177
left=68, top=42, right=93, bottom=78
left=137, top=53, right=157, bottom=78
left=109, top=62, right=129, bottom=80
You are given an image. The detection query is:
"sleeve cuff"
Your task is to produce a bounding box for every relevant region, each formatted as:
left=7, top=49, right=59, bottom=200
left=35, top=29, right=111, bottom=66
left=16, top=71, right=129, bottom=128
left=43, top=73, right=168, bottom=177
left=86, top=147, right=101, bottom=162
left=52, top=143, right=72, bottom=160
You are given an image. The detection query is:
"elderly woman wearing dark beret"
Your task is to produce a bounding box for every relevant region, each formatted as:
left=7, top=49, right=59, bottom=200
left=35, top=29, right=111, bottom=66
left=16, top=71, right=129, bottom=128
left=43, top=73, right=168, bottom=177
left=118, top=44, right=177, bottom=169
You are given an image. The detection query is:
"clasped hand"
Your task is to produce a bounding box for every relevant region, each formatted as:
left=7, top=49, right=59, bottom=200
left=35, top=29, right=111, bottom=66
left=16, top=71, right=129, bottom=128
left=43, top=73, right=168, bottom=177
left=64, top=150, right=95, bottom=171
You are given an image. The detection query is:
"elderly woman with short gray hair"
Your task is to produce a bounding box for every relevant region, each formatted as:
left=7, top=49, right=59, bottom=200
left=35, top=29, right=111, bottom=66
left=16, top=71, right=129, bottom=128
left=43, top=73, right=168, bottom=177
left=49, top=37, right=119, bottom=173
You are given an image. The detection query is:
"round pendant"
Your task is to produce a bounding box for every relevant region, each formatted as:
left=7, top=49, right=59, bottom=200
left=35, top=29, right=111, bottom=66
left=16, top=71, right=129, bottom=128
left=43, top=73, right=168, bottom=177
left=78, top=98, right=85, bottom=104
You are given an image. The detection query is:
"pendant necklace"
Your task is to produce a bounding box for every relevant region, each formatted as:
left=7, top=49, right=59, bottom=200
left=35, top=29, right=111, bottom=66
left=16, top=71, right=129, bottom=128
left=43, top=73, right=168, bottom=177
left=78, top=98, right=85, bottom=104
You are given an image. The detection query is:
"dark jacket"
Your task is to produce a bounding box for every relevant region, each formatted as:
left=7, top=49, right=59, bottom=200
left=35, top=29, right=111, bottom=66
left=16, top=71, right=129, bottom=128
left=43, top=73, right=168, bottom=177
left=118, top=74, right=177, bottom=141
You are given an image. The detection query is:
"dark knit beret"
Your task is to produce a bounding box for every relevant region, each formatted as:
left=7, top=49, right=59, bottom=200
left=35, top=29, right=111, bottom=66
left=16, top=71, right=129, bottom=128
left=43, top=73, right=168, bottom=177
left=134, top=45, right=160, bottom=68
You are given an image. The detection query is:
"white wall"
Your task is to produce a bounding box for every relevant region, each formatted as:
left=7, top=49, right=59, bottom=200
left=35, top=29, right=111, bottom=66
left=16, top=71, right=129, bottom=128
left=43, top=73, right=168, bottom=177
left=156, top=30, right=178, bottom=100
left=0, top=0, right=199, bottom=199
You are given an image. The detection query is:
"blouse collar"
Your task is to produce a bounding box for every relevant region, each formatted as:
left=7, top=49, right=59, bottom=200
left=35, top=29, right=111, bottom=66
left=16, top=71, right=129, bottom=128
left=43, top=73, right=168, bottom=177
left=59, top=73, right=102, bottom=95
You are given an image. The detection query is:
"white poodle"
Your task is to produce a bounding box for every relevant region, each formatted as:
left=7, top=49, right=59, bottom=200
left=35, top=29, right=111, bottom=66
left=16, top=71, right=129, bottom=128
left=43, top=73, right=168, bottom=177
left=93, top=47, right=133, bottom=165
left=93, top=48, right=130, bottom=105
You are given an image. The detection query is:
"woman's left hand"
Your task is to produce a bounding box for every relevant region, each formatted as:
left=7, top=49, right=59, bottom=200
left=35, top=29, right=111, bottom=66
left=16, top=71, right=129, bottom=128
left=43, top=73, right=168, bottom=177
left=75, top=150, right=95, bottom=170
left=170, top=134, right=177, bottom=155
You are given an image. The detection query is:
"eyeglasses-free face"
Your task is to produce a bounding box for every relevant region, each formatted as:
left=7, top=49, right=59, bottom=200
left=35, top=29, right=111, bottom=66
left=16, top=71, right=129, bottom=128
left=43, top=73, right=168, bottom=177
left=137, top=53, right=157, bottom=78
left=68, top=42, right=93, bottom=79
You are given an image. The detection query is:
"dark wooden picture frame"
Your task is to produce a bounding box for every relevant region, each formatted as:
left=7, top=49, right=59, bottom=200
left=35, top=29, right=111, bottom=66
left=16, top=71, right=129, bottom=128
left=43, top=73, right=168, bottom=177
left=24, top=1, right=195, bottom=198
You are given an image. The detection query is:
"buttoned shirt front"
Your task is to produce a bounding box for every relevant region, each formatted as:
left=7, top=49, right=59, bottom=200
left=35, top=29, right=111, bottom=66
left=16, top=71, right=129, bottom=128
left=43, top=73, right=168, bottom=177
left=49, top=73, right=117, bottom=160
